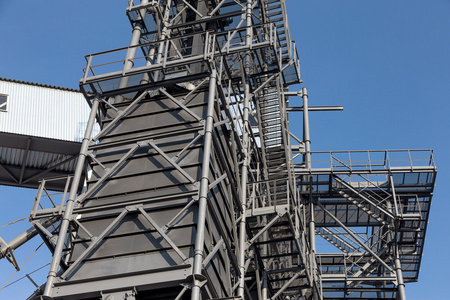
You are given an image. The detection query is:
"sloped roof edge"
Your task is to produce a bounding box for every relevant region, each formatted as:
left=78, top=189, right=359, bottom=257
left=0, top=77, right=80, bottom=93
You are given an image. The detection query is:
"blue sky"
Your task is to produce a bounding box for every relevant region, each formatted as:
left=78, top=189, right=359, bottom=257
left=0, top=0, right=449, bottom=299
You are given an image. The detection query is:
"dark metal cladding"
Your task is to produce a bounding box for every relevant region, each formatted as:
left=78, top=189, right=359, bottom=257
left=0, top=1, right=434, bottom=300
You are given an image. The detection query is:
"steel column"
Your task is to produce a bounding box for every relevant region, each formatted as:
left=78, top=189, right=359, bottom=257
left=43, top=97, right=100, bottom=297
left=237, top=2, right=253, bottom=298
left=116, top=0, right=148, bottom=98
left=394, top=253, right=406, bottom=300
left=302, top=86, right=320, bottom=300
left=191, top=69, right=217, bottom=300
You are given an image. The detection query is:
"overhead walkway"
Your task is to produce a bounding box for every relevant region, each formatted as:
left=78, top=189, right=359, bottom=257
left=294, top=149, right=436, bottom=299
left=0, top=131, right=81, bottom=191
left=0, top=78, right=94, bottom=191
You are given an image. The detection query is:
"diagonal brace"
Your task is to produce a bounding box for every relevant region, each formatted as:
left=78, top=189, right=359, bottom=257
left=148, top=141, right=197, bottom=184
left=246, top=213, right=284, bottom=249
left=208, top=173, right=227, bottom=191
left=251, top=60, right=294, bottom=97
left=209, top=0, right=227, bottom=16
left=61, top=208, right=129, bottom=279
left=0, top=163, right=18, bottom=184
left=159, top=88, right=202, bottom=121
left=333, top=175, right=395, bottom=220
left=77, top=142, right=141, bottom=204
left=23, top=155, right=77, bottom=184
left=33, top=221, right=56, bottom=243
left=137, top=206, right=188, bottom=262
left=317, top=201, right=393, bottom=272
left=94, top=91, right=149, bottom=141
left=163, top=197, right=198, bottom=232
left=181, top=77, right=209, bottom=102
left=172, top=132, right=203, bottom=162
left=32, top=221, right=70, bottom=271
left=270, top=271, right=304, bottom=300
left=181, top=0, right=203, bottom=18
left=203, top=238, right=224, bottom=267
left=72, top=217, right=95, bottom=240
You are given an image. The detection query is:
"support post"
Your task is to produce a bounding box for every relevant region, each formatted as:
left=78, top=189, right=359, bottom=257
left=302, top=87, right=320, bottom=300
left=153, top=1, right=172, bottom=82
left=43, top=97, right=100, bottom=297
left=302, top=87, right=311, bottom=169
left=394, top=250, right=406, bottom=300
left=262, top=271, right=268, bottom=300
left=190, top=69, right=217, bottom=300
left=115, top=0, right=149, bottom=102
left=237, top=2, right=253, bottom=298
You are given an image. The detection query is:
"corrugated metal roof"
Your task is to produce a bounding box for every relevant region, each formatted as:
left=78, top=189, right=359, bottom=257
left=0, top=132, right=82, bottom=191
left=0, top=79, right=96, bottom=142
left=0, top=79, right=93, bottom=190
left=0, top=146, right=77, bottom=172
left=0, top=77, right=80, bottom=92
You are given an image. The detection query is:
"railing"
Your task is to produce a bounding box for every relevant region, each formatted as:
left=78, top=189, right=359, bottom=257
left=80, top=23, right=282, bottom=94
left=333, top=173, right=394, bottom=209
left=248, top=177, right=295, bottom=209
left=279, top=0, right=292, bottom=56
left=393, top=195, right=426, bottom=220
left=294, top=149, right=435, bottom=173
left=127, top=0, right=159, bottom=11
left=211, top=23, right=275, bottom=55
left=282, top=41, right=301, bottom=85
left=81, top=33, right=205, bottom=83
left=30, top=176, right=73, bottom=220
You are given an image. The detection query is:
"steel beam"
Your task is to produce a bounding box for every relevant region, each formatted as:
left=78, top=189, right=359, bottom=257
left=316, top=201, right=394, bottom=273
left=191, top=69, right=217, bottom=300
left=43, top=97, right=100, bottom=297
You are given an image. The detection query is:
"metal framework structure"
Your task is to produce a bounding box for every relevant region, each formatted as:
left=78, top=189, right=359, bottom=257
left=0, top=1, right=436, bottom=300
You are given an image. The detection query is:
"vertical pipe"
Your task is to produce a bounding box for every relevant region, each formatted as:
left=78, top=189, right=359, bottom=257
left=394, top=247, right=406, bottom=300
left=118, top=20, right=144, bottom=89
left=190, top=70, right=217, bottom=300
left=153, top=2, right=172, bottom=82
left=391, top=193, right=406, bottom=300
left=302, top=87, right=319, bottom=300
left=43, top=98, right=100, bottom=297
left=238, top=1, right=252, bottom=298
left=237, top=79, right=250, bottom=299
left=302, top=87, right=311, bottom=169
left=262, top=271, right=268, bottom=300
left=115, top=0, right=149, bottom=102
left=140, top=47, right=156, bottom=85
left=262, top=216, right=269, bottom=300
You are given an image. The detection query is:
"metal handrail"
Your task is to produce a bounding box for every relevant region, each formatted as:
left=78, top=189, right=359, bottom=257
left=81, top=23, right=278, bottom=87
left=294, top=149, right=436, bottom=171
left=30, top=176, right=73, bottom=220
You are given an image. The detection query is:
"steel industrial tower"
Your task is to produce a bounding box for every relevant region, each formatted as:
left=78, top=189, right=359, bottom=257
left=0, top=1, right=436, bottom=300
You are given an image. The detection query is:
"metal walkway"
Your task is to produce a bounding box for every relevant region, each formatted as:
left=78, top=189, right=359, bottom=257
left=295, top=150, right=436, bottom=299
left=0, top=1, right=435, bottom=300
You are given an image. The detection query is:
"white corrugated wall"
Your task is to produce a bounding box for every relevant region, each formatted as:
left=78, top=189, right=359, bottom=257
left=0, top=80, right=95, bottom=142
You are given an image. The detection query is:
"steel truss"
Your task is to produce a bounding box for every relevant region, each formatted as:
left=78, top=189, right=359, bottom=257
left=295, top=150, right=436, bottom=300
left=0, top=1, right=436, bottom=300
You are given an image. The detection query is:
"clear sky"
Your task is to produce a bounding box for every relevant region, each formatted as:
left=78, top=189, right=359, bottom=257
left=0, top=0, right=449, bottom=299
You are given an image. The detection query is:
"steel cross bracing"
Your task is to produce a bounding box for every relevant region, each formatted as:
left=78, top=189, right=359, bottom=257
left=294, top=150, right=436, bottom=300
left=18, top=0, right=307, bottom=299
left=0, top=1, right=436, bottom=300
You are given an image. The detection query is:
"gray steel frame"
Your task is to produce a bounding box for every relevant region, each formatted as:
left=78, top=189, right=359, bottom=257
left=0, top=1, right=435, bottom=300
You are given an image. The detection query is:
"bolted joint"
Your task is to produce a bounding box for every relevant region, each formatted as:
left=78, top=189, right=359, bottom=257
left=194, top=249, right=204, bottom=257
left=126, top=204, right=142, bottom=212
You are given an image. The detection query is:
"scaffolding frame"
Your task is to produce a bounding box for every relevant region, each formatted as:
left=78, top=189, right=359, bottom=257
left=0, top=1, right=436, bottom=300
